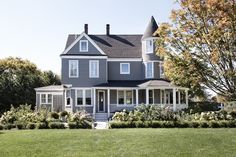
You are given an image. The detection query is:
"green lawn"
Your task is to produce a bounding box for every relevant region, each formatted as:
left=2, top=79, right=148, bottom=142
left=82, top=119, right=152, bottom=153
left=0, top=129, right=236, bottom=157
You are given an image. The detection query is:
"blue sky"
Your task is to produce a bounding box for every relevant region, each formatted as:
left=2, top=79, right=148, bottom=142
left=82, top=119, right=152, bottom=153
left=0, top=0, right=178, bottom=74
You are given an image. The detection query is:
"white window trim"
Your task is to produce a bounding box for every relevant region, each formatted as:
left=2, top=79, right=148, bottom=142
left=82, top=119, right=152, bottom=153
left=160, top=62, right=164, bottom=78
left=117, top=90, right=134, bottom=106
left=79, top=40, right=88, bottom=52
left=75, top=89, right=92, bottom=106
left=40, top=93, right=53, bottom=104
left=145, top=62, right=154, bottom=79
left=69, top=60, right=79, bottom=78
left=145, top=39, right=153, bottom=54
left=65, top=90, right=72, bottom=107
left=89, top=60, right=99, bottom=78
left=120, top=63, right=130, bottom=74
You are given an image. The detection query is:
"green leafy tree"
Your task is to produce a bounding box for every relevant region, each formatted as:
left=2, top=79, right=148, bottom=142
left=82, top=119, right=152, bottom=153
left=156, top=0, right=236, bottom=101
left=0, top=57, right=61, bottom=113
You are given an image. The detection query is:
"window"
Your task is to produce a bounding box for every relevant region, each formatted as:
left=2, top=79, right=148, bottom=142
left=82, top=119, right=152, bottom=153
left=160, top=62, right=164, bottom=78
left=118, top=91, right=124, bottom=105
left=85, top=90, right=91, bottom=105
left=66, top=90, right=72, bottom=106
left=69, top=60, right=78, bottom=77
left=120, top=63, right=130, bottom=74
left=126, top=91, right=133, bottom=104
left=77, top=90, right=83, bottom=105
left=149, top=90, right=154, bottom=104
left=41, top=94, right=52, bottom=104
left=146, top=39, right=153, bottom=53
left=76, top=89, right=92, bottom=106
left=118, top=90, right=133, bottom=105
left=80, top=40, right=88, bottom=52
left=145, top=62, right=153, bottom=78
left=41, top=94, right=46, bottom=104
left=89, top=60, right=99, bottom=78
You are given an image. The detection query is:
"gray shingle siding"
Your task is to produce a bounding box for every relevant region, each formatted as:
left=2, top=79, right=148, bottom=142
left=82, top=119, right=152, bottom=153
left=61, top=58, right=107, bottom=87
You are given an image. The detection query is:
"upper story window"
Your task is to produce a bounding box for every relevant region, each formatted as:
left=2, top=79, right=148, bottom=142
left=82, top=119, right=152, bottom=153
left=120, top=63, right=130, bottom=74
left=145, top=62, right=154, bottom=78
left=80, top=40, right=88, bottom=52
left=69, top=60, right=79, bottom=78
left=145, top=39, right=153, bottom=53
left=89, top=60, right=99, bottom=78
left=160, top=62, right=164, bottom=78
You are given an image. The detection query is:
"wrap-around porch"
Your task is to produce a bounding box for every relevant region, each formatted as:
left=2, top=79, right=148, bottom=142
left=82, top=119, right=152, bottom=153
left=93, top=80, right=189, bottom=118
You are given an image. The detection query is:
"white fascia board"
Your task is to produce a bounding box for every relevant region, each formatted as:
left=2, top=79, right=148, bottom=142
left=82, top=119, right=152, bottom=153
left=107, top=58, right=142, bottom=62
left=60, top=55, right=108, bottom=59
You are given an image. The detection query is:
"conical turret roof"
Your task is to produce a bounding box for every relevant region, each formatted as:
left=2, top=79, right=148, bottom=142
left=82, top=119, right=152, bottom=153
left=142, top=16, right=158, bottom=40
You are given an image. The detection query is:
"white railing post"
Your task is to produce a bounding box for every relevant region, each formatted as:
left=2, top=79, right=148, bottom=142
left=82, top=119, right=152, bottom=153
left=107, top=89, right=110, bottom=119
left=185, top=90, right=188, bottom=107
left=146, top=88, right=149, bottom=105
left=136, top=89, right=139, bottom=106
left=93, top=88, right=96, bottom=118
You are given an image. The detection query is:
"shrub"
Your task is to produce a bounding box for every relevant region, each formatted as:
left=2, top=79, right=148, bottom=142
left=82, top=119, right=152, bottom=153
left=175, top=121, right=190, bottom=128
left=135, top=121, right=148, bottom=128
left=162, top=121, right=175, bottom=128
left=60, top=111, right=68, bottom=117
left=149, top=121, right=163, bottom=128
left=190, top=121, right=200, bottom=128
left=16, top=123, right=25, bottom=130
left=4, top=124, right=13, bottom=130
left=200, top=121, right=209, bottom=128
left=218, top=121, right=228, bottom=128
left=209, top=121, right=220, bottom=128
left=36, top=123, right=48, bottom=129
left=0, top=124, right=3, bottom=130
left=26, top=123, right=36, bottom=129
left=228, top=120, right=236, bottom=128
left=109, top=121, right=130, bottom=129
left=78, top=121, right=93, bottom=129
left=50, top=112, right=59, bottom=119
left=49, top=122, right=65, bottom=129
left=68, top=122, right=77, bottom=129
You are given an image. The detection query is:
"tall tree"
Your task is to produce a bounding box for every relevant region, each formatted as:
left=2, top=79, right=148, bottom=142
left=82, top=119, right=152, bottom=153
left=156, top=0, right=236, bottom=101
left=0, top=57, right=61, bottom=113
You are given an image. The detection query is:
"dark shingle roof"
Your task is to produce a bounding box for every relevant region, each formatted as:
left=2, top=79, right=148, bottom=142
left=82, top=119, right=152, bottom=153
left=64, top=34, right=142, bottom=58
left=141, top=16, right=159, bottom=40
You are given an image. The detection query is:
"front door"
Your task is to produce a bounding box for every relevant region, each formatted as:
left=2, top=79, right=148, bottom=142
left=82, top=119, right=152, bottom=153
left=98, top=91, right=105, bottom=112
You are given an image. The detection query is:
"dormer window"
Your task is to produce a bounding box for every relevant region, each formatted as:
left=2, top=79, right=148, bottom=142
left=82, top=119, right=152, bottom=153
left=80, top=40, right=88, bottom=52
left=145, top=39, right=153, bottom=53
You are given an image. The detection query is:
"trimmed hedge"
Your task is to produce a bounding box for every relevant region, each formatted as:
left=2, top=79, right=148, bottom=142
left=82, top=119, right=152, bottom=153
left=109, top=120, right=236, bottom=129
left=0, top=124, right=3, bottom=130
left=68, top=122, right=93, bottom=129
left=36, top=123, right=48, bottom=129
left=49, top=122, right=65, bottom=129
left=26, top=123, right=36, bottom=129
left=16, top=123, right=25, bottom=130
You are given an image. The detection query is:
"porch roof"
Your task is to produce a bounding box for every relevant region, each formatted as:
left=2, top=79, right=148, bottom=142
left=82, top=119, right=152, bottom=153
left=95, top=80, right=188, bottom=89
left=34, top=84, right=71, bottom=91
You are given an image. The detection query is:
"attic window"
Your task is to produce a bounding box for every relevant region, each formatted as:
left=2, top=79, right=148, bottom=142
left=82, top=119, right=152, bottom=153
left=145, top=39, right=153, bottom=53
left=80, top=40, right=88, bottom=52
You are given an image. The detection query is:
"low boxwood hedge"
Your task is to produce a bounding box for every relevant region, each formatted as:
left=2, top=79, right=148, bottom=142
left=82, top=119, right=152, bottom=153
left=0, top=124, right=3, bottom=130
left=26, top=123, right=36, bottom=129
left=49, top=122, right=65, bottom=129
left=109, top=120, right=236, bottom=129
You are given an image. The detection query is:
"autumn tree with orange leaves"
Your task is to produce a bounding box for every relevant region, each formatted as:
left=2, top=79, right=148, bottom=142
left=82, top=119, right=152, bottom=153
left=156, top=0, right=236, bottom=101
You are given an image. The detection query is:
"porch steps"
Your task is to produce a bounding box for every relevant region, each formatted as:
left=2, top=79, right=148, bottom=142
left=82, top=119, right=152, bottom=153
left=94, top=121, right=109, bottom=129
left=95, top=113, right=108, bottom=121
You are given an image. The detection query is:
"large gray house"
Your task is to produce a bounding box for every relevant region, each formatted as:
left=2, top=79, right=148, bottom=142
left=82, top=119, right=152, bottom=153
left=35, top=16, right=189, bottom=120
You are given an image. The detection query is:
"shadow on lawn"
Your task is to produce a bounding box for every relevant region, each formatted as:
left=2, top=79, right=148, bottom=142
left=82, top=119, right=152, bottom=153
left=0, top=132, right=4, bottom=135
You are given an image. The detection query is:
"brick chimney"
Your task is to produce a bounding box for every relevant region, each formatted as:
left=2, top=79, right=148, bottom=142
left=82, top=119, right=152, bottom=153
left=106, top=24, right=110, bottom=35
left=84, top=24, right=88, bottom=34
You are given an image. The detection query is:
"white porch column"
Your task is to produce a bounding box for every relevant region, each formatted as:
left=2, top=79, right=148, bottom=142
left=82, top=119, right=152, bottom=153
left=164, top=89, right=166, bottom=104
left=136, top=89, right=139, bottom=106
left=146, top=88, right=149, bottom=105
left=178, top=90, right=181, bottom=105
left=173, top=88, right=176, bottom=112
left=93, top=88, right=96, bottom=118
left=107, top=89, right=110, bottom=118
left=185, top=90, right=188, bottom=107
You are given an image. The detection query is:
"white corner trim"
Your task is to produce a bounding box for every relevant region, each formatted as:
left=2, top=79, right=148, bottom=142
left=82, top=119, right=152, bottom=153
left=89, top=60, right=99, bottom=78
left=120, top=63, right=130, bottom=74
left=79, top=40, right=88, bottom=52
left=62, top=32, right=106, bottom=55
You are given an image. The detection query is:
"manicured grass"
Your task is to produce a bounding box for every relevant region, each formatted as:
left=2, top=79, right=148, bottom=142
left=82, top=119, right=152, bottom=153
left=0, top=129, right=236, bottom=157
